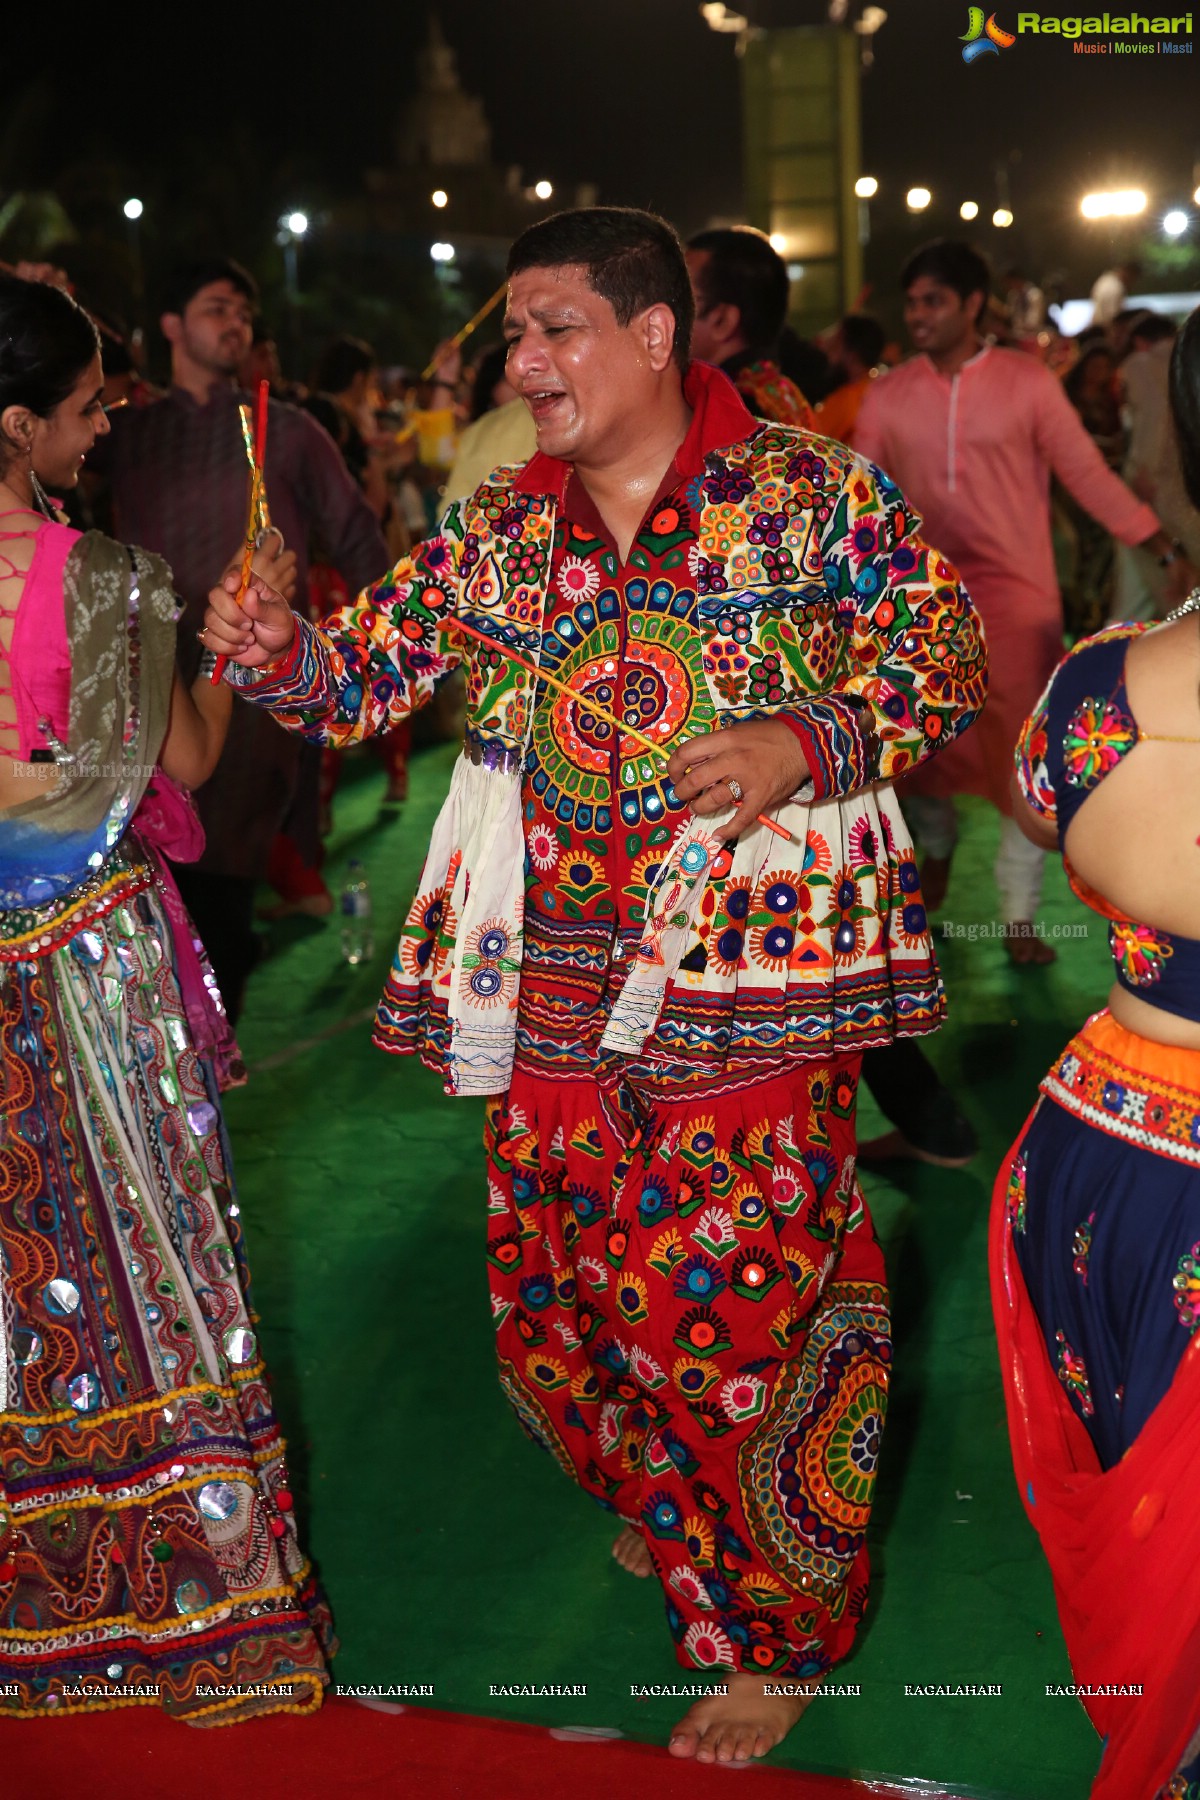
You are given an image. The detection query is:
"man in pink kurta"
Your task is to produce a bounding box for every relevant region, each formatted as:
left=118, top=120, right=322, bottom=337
left=854, top=241, right=1180, bottom=958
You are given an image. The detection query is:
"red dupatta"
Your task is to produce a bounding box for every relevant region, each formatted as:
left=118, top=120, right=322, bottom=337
left=990, top=1131, right=1200, bottom=1797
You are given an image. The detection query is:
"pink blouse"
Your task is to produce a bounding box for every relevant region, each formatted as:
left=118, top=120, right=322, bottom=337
left=0, top=518, right=76, bottom=759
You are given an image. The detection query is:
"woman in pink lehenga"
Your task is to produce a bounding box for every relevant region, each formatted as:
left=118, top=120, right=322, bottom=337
left=0, top=274, right=335, bottom=1722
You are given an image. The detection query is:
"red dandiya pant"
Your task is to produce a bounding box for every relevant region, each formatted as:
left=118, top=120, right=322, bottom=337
left=485, top=1056, right=890, bottom=1675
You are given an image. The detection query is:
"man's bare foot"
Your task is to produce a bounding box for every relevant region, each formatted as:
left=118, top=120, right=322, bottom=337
left=611, top=1525, right=653, bottom=1577
left=919, top=852, right=952, bottom=913
left=1005, top=921, right=1057, bottom=966
left=668, top=1671, right=819, bottom=1763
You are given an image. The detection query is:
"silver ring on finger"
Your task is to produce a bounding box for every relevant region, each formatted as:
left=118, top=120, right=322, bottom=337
left=726, top=775, right=744, bottom=804
left=196, top=627, right=208, bottom=642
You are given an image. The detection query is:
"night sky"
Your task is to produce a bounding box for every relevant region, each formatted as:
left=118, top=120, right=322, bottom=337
left=5, top=0, right=1199, bottom=295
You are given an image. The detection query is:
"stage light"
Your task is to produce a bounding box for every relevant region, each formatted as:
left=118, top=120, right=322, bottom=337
left=1164, top=209, right=1189, bottom=236
left=123, top=197, right=143, bottom=222
left=431, top=190, right=448, bottom=209
left=992, top=208, right=1014, bottom=228
left=700, top=2, right=749, bottom=30
left=285, top=212, right=309, bottom=237
left=855, top=176, right=878, bottom=199
left=430, top=242, right=456, bottom=263
left=960, top=200, right=979, bottom=221
left=1081, top=189, right=1147, bottom=220
left=906, top=187, right=931, bottom=211
left=534, top=180, right=553, bottom=200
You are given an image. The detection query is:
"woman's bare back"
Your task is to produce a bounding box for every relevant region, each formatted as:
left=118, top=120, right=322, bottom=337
left=1065, top=613, right=1200, bottom=1044
left=0, top=518, right=60, bottom=810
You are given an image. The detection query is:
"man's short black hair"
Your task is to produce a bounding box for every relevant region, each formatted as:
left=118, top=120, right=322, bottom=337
left=1129, top=309, right=1177, bottom=347
left=839, top=312, right=886, bottom=370
left=901, top=240, right=992, bottom=315
left=161, top=258, right=258, bottom=318
left=506, top=206, right=693, bottom=369
left=313, top=335, right=375, bottom=395
left=687, top=226, right=790, bottom=356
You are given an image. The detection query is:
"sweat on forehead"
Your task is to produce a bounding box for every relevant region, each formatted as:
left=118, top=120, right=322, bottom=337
left=502, top=269, right=611, bottom=335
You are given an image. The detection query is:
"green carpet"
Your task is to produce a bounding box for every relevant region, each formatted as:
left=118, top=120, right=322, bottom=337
left=224, top=749, right=1105, bottom=1800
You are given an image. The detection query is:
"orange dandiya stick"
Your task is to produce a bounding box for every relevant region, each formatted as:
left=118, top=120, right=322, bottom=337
left=446, top=615, right=794, bottom=843
left=211, top=379, right=270, bottom=684
left=420, top=281, right=508, bottom=381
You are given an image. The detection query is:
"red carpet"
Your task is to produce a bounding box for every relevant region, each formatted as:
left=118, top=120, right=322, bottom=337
left=3, top=1697, right=973, bottom=1800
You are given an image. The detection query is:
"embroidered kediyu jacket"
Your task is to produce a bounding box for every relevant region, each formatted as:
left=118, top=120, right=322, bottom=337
left=231, top=363, right=987, bottom=1098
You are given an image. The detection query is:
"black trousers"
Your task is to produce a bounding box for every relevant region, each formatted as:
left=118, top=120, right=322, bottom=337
left=170, top=867, right=257, bottom=1027
left=860, top=1038, right=958, bottom=1149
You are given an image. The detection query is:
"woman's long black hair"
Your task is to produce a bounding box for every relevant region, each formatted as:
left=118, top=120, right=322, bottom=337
left=0, top=274, right=100, bottom=467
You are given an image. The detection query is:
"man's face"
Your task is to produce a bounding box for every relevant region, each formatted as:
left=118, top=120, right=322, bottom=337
left=824, top=323, right=848, bottom=380
left=504, top=263, right=672, bottom=464
left=903, top=276, right=979, bottom=358
left=684, top=248, right=727, bottom=364
left=169, top=280, right=254, bottom=377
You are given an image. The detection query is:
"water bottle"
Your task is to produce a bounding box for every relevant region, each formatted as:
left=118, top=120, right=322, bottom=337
left=339, top=861, right=374, bottom=965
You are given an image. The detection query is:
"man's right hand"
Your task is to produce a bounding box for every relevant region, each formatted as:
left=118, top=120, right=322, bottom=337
left=202, top=571, right=297, bottom=669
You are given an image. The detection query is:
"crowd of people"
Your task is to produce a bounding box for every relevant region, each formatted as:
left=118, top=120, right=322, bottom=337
left=2, top=205, right=1199, bottom=1795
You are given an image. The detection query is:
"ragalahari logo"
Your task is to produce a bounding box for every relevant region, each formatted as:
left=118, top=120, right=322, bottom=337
left=961, top=7, right=1017, bottom=59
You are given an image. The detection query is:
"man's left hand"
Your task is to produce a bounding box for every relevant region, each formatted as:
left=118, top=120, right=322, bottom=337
left=666, top=720, right=809, bottom=842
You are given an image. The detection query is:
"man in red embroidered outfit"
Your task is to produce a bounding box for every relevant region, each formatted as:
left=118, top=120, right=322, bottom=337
left=204, top=209, right=985, bottom=1764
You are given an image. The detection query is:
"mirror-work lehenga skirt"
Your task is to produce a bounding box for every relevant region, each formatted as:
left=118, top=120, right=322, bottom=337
left=0, top=845, right=335, bottom=1721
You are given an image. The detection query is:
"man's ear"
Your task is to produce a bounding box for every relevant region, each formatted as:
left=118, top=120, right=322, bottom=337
left=641, top=302, right=679, bottom=373
left=705, top=302, right=742, bottom=349
left=160, top=311, right=183, bottom=349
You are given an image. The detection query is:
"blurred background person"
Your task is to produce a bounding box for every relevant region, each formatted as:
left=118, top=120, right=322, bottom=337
left=1002, top=265, right=1046, bottom=344
left=308, top=335, right=392, bottom=528
left=405, top=341, right=467, bottom=531
left=778, top=320, right=835, bottom=405
left=855, top=238, right=1184, bottom=965
left=238, top=319, right=306, bottom=405
left=443, top=339, right=536, bottom=505
left=90, top=257, right=389, bottom=1014
left=1058, top=343, right=1126, bottom=637
left=1091, top=257, right=1142, bottom=331
left=1114, top=310, right=1200, bottom=622
left=815, top=312, right=886, bottom=445
left=685, top=225, right=816, bottom=425
left=304, top=333, right=414, bottom=813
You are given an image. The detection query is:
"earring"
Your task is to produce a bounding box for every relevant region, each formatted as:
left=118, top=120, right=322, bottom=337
left=29, top=470, right=56, bottom=519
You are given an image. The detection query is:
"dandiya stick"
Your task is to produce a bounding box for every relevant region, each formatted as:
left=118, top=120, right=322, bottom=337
left=420, top=281, right=508, bottom=381
left=211, top=379, right=270, bottom=684
left=445, top=615, right=794, bottom=843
